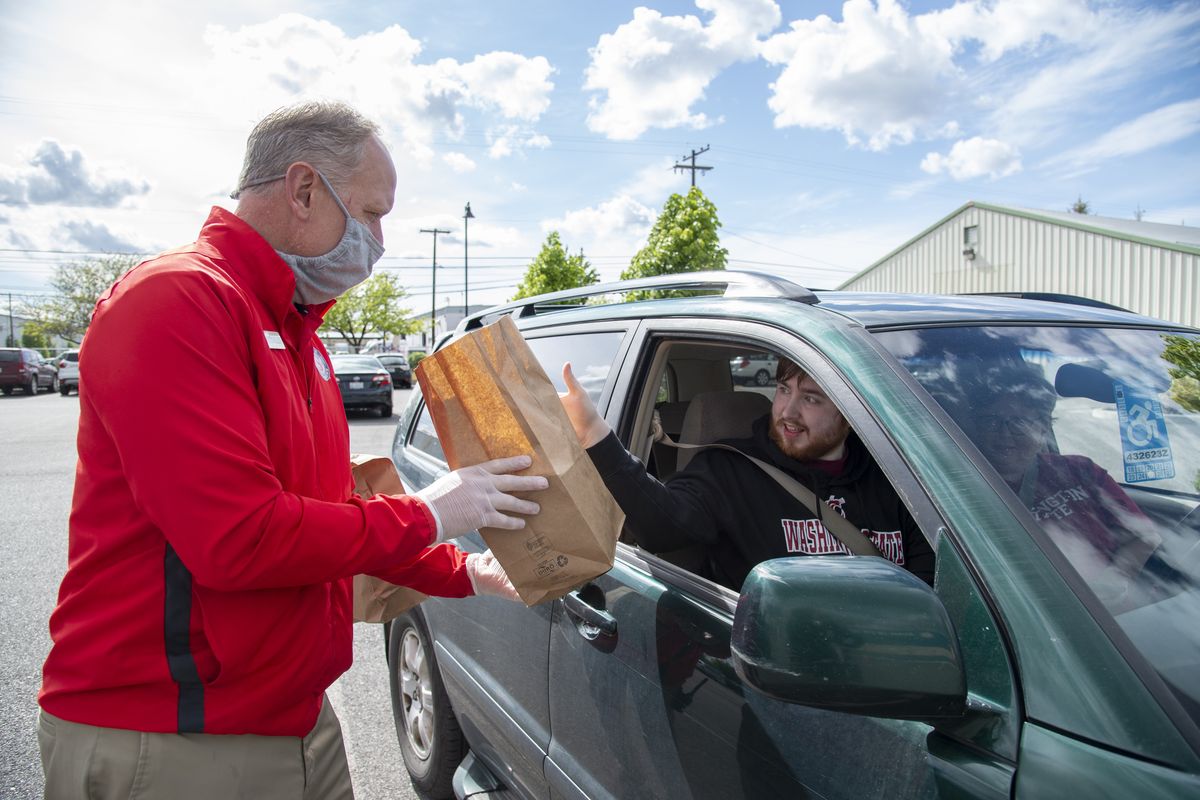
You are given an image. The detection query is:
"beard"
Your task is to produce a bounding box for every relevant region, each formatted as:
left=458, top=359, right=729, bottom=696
left=769, top=416, right=848, bottom=461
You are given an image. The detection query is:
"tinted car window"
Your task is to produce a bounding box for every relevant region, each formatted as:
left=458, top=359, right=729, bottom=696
left=0, top=351, right=18, bottom=362
left=875, top=324, right=1200, bottom=722
left=405, top=331, right=623, bottom=464
left=409, top=404, right=446, bottom=463
left=525, top=332, right=623, bottom=402
left=330, top=356, right=384, bottom=371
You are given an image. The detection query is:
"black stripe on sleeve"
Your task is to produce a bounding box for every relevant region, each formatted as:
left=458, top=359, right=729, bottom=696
left=163, top=542, right=205, bottom=733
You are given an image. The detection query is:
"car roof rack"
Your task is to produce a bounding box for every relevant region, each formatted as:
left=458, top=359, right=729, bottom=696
left=461, top=270, right=818, bottom=331
left=959, top=292, right=1132, bottom=313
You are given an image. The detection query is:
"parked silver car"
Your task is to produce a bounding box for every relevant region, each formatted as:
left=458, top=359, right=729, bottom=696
left=730, top=352, right=777, bottom=386
left=55, top=349, right=80, bottom=395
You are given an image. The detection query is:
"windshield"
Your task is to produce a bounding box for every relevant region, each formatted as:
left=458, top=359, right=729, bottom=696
left=331, top=356, right=383, bottom=371
left=874, top=324, right=1200, bottom=721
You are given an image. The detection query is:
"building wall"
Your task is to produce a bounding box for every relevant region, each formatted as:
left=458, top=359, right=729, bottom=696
left=843, top=206, right=1199, bottom=328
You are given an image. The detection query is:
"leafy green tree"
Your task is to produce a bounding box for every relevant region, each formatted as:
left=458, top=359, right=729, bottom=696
left=321, top=272, right=421, bottom=352
left=512, top=232, right=598, bottom=301
left=1070, top=195, right=1092, bottom=214
left=26, top=255, right=138, bottom=345
left=21, top=329, right=50, bottom=351
left=619, top=187, right=727, bottom=300
left=1163, top=334, right=1200, bottom=412
left=623, top=187, right=727, bottom=281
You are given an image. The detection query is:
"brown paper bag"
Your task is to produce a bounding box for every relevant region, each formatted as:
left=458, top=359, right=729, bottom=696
left=350, top=454, right=428, bottom=623
left=415, top=314, right=624, bottom=605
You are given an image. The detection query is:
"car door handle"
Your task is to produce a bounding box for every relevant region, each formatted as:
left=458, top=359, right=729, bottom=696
left=563, top=589, right=617, bottom=639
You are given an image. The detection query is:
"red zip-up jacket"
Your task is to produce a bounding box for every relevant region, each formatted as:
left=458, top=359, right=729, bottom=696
left=40, top=208, right=471, bottom=736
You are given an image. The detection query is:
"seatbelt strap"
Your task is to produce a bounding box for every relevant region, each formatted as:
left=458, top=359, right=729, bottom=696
left=650, top=413, right=882, bottom=558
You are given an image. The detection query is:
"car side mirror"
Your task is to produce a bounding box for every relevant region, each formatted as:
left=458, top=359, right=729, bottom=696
left=732, top=556, right=966, bottom=720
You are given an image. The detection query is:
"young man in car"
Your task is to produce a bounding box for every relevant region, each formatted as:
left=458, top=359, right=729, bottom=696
left=37, top=101, right=547, bottom=800
left=560, top=356, right=935, bottom=590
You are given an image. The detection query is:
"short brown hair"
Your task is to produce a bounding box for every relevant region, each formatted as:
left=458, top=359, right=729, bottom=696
left=776, top=355, right=806, bottom=384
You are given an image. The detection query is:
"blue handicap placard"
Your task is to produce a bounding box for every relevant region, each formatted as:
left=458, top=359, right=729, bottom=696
left=1113, top=382, right=1175, bottom=483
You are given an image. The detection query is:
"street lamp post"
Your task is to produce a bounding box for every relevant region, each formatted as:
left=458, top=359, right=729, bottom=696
left=420, top=227, right=450, bottom=347
left=462, top=202, right=474, bottom=317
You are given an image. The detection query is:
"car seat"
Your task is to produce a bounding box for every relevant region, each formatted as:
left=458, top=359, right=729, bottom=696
left=676, top=390, right=772, bottom=470
left=649, top=390, right=771, bottom=580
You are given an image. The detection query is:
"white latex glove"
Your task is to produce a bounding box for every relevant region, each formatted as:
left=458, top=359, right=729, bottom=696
left=559, top=363, right=611, bottom=448
left=465, top=550, right=521, bottom=602
left=416, top=455, right=548, bottom=544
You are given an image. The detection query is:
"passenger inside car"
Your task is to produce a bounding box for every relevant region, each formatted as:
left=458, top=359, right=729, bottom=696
left=962, top=362, right=1161, bottom=598
left=559, top=351, right=935, bottom=590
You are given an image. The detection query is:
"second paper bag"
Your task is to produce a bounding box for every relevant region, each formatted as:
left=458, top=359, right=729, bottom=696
left=415, top=315, right=623, bottom=605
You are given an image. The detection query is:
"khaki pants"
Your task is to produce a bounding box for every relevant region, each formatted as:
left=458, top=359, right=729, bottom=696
left=39, top=696, right=353, bottom=800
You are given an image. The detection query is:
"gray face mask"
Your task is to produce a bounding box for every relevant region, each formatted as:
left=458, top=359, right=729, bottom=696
left=244, top=170, right=385, bottom=305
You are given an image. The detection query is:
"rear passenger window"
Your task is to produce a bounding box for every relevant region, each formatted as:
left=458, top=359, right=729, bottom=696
left=525, top=332, right=624, bottom=402
left=405, top=330, right=624, bottom=464
left=409, top=405, right=446, bottom=462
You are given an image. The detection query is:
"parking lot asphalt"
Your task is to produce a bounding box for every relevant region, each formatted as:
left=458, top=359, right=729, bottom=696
left=0, top=390, right=427, bottom=800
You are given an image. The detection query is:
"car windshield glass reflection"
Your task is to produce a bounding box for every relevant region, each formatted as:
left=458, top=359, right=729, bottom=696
left=331, top=356, right=383, bottom=371
left=874, top=324, right=1200, bottom=723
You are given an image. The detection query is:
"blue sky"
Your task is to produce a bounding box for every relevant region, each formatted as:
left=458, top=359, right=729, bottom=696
left=2, top=0, right=1198, bottom=310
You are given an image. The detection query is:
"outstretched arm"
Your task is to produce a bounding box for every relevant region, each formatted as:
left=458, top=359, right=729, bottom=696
left=560, top=363, right=723, bottom=553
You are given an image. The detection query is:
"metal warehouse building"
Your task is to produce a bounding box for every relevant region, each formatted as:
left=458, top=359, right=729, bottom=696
left=838, top=201, right=1200, bottom=328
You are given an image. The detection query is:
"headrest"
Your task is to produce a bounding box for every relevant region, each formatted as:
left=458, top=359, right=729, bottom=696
left=677, top=390, right=771, bottom=469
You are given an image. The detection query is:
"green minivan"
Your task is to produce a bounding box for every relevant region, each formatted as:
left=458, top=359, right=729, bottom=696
left=386, top=272, right=1200, bottom=799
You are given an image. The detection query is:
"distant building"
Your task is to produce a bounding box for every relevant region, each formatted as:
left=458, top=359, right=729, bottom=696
left=399, top=304, right=495, bottom=354
left=838, top=201, right=1199, bottom=328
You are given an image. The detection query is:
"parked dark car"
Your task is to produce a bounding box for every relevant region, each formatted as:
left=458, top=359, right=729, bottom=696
left=375, top=352, right=413, bottom=389
left=385, top=272, right=1200, bottom=799
left=329, top=354, right=393, bottom=417
left=0, top=347, right=58, bottom=395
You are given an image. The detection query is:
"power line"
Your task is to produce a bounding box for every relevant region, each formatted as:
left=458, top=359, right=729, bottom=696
left=673, top=146, right=713, bottom=187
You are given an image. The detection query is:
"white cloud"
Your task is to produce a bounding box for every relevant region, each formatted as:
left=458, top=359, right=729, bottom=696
left=458, top=52, right=555, bottom=120
left=442, top=152, right=476, bottom=173
left=541, top=195, right=657, bottom=252
left=620, top=158, right=686, bottom=204
left=761, top=0, right=961, bottom=151
left=584, top=0, right=780, bottom=139
left=202, top=14, right=555, bottom=164
left=921, top=0, right=1095, bottom=62
left=921, top=136, right=1021, bottom=180
left=758, top=0, right=1200, bottom=160
left=487, top=126, right=553, bottom=159
left=0, top=140, right=150, bottom=207
left=985, top=4, right=1200, bottom=147
left=1044, top=99, right=1200, bottom=173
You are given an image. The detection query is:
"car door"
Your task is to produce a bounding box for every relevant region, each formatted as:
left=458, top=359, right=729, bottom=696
left=391, top=321, right=634, bottom=800
left=543, top=318, right=1022, bottom=799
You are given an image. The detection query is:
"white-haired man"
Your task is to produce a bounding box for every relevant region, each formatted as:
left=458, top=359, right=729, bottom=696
left=38, top=101, right=546, bottom=799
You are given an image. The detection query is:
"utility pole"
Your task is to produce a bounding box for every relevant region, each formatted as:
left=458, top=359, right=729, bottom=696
left=462, top=202, right=475, bottom=317
left=7, top=293, right=14, bottom=347
left=673, top=145, right=712, bottom=187
left=420, top=227, right=450, bottom=347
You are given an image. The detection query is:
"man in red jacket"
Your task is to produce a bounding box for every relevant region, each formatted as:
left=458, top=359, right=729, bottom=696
left=38, top=100, right=546, bottom=799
